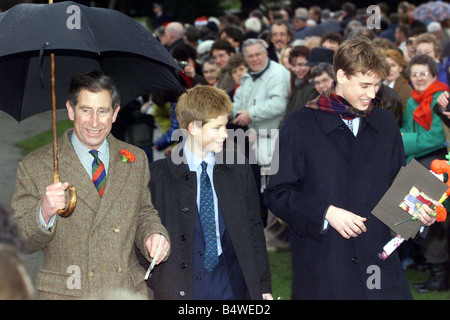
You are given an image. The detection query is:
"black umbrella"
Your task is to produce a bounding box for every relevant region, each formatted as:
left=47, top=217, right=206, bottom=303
left=293, top=21, right=342, bottom=40
left=0, top=1, right=183, bottom=217
left=0, top=1, right=183, bottom=120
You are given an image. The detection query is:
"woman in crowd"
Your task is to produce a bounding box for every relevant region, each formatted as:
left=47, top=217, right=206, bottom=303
left=384, top=49, right=413, bottom=111
left=400, top=54, right=449, bottom=169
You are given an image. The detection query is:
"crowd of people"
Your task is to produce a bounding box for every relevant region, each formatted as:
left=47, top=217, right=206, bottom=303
left=3, top=1, right=450, bottom=300
left=145, top=1, right=450, bottom=297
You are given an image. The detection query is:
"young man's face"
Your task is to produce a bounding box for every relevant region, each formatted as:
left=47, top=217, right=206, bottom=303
left=212, top=49, right=232, bottom=70
left=335, top=71, right=381, bottom=111
left=66, top=89, right=120, bottom=150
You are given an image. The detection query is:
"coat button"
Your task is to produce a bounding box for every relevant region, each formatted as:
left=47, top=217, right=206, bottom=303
left=180, top=291, right=185, bottom=296
left=180, top=235, right=187, bottom=241
left=113, top=226, right=120, bottom=233
left=181, top=262, right=187, bottom=269
left=182, top=207, right=189, bottom=212
left=197, top=251, right=203, bottom=256
left=184, top=174, right=190, bottom=180
left=88, top=271, right=94, bottom=278
left=196, top=275, right=202, bottom=282
left=117, top=266, right=122, bottom=273
left=351, top=257, right=358, bottom=264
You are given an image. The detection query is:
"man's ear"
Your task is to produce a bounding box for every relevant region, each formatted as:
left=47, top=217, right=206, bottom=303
left=336, top=69, right=348, bottom=85
left=66, top=101, right=75, bottom=121
left=112, top=105, right=121, bottom=123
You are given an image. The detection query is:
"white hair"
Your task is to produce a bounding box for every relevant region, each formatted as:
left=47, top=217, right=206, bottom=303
left=244, top=17, right=262, bottom=33
left=427, top=21, right=441, bottom=33
left=242, top=38, right=267, bottom=55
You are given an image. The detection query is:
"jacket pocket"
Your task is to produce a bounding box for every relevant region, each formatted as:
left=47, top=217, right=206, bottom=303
left=35, top=268, right=82, bottom=298
left=127, top=262, right=146, bottom=288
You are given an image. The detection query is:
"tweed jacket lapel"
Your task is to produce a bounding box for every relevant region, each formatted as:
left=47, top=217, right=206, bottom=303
left=90, top=134, right=131, bottom=231
left=53, top=130, right=100, bottom=213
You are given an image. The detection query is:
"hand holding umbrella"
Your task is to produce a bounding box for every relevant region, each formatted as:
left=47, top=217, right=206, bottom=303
left=0, top=1, right=183, bottom=218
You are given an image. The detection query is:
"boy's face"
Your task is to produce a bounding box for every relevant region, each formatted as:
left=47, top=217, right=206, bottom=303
left=335, top=70, right=381, bottom=111
left=313, top=72, right=334, bottom=94
left=190, top=114, right=229, bottom=157
left=231, top=65, right=248, bottom=85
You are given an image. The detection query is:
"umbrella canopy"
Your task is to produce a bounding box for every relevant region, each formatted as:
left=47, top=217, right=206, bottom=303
left=293, top=21, right=342, bottom=41
left=0, top=1, right=184, bottom=121
left=412, top=1, right=450, bottom=22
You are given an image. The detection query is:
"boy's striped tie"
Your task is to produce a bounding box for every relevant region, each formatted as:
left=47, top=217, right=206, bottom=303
left=89, top=150, right=106, bottom=196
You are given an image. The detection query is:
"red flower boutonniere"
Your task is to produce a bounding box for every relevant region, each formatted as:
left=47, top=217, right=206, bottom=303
left=120, top=149, right=135, bottom=163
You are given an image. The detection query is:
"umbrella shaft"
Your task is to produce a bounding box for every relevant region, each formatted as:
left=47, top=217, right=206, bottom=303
left=50, top=52, right=59, bottom=183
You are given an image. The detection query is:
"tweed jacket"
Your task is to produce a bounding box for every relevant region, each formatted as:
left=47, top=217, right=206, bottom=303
left=11, top=129, right=169, bottom=299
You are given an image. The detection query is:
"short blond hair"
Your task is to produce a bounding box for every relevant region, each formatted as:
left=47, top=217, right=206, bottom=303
left=333, top=37, right=390, bottom=80
left=175, top=85, right=233, bottom=129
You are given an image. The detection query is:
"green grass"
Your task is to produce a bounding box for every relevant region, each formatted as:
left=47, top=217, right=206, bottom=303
left=268, top=250, right=450, bottom=300
left=16, top=119, right=73, bottom=155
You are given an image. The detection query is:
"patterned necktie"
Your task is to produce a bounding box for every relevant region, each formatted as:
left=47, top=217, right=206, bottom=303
left=89, top=150, right=106, bottom=197
left=199, top=161, right=219, bottom=272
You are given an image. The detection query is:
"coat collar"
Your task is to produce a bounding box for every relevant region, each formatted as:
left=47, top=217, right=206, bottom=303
left=314, top=106, right=383, bottom=135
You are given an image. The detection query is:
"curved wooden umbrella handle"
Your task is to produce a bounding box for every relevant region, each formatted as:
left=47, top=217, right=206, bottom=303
left=56, top=185, right=77, bottom=217
left=53, top=171, right=77, bottom=217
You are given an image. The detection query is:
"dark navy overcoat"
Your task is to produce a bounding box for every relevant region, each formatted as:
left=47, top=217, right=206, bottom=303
left=265, top=106, right=413, bottom=300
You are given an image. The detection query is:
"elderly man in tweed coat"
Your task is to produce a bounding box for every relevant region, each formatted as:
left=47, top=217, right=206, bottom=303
left=11, top=71, right=170, bottom=299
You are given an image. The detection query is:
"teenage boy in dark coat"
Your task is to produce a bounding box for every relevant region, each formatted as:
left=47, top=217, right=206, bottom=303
left=146, top=85, right=272, bottom=300
left=265, top=38, right=440, bottom=300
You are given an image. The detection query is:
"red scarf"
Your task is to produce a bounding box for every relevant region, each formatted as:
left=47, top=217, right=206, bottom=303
left=412, top=79, right=449, bottom=130
left=179, top=71, right=193, bottom=88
